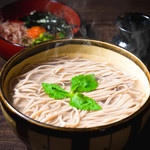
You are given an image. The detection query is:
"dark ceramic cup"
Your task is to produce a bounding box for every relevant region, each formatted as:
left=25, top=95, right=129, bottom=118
left=112, top=13, right=150, bottom=70
left=0, top=39, right=150, bottom=150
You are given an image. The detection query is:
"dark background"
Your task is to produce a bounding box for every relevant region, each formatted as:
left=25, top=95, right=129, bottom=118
left=1, top=0, right=150, bottom=149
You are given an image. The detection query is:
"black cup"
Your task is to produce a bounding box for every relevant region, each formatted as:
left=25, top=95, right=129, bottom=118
left=112, top=13, right=150, bottom=70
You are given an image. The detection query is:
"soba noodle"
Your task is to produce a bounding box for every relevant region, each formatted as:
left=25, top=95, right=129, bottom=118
left=11, top=56, right=145, bottom=128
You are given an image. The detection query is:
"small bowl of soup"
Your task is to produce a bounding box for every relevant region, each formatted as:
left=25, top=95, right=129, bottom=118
left=0, top=0, right=81, bottom=60
left=0, top=39, right=150, bottom=150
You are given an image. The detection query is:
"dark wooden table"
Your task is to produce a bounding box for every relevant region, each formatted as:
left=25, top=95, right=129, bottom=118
left=1, top=0, right=150, bottom=149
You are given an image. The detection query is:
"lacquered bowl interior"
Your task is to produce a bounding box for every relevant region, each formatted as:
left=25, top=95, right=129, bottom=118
left=0, top=39, right=150, bottom=150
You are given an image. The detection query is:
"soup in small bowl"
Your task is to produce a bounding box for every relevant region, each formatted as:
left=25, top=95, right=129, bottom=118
left=0, top=39, right=150, bottom=150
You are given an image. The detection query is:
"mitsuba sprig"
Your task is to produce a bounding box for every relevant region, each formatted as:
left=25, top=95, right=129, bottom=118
left=42, top=74, right=102, bottom=111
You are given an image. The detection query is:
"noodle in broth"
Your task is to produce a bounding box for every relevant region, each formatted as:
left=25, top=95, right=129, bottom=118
left=11, top=56, right=145, bottom=128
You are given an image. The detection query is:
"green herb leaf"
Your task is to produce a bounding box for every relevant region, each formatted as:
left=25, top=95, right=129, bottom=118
left=42, top=83, right=70, bottom=99
left=71, top=74, right=98, bottom=93
left=42, top=74, right=102, bottom=111
left=69, top=92, right=102, bottom=111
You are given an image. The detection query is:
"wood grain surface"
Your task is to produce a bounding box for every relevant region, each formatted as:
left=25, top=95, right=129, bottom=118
left=1, top=0, right=150, bottom=149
